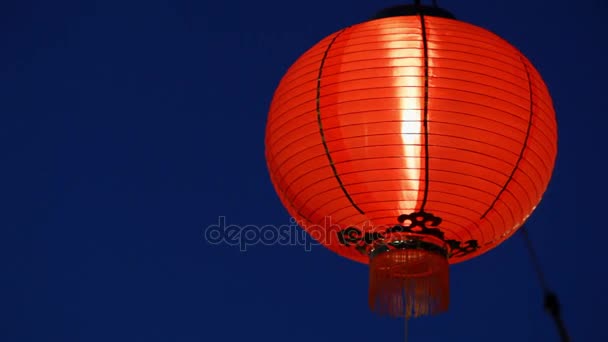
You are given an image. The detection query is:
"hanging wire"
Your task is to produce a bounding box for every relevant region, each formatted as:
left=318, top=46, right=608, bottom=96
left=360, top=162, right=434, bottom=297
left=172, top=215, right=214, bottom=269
left=521, top=226, right=549, bottom=291
left=520, top=226, right=570, bottom=342
left=413, top=0, right=439, bottom=7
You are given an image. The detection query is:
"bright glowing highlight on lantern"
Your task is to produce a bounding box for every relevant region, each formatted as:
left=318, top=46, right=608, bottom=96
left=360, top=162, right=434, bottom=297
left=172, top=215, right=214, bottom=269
left=386, top=36, right=424, bottom=213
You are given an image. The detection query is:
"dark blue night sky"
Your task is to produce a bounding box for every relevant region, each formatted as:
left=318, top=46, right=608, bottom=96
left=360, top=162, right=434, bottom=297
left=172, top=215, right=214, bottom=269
left=2, top=0, right=605, bottom=341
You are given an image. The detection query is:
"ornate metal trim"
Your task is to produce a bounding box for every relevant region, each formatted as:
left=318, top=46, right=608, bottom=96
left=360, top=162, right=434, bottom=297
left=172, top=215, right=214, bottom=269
left=368, top=239, right=448, bottom=259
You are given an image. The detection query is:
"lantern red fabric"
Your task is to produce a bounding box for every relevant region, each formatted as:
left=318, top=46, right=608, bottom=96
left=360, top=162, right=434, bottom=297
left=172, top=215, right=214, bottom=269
left=265, top=11, right=557, bottom=318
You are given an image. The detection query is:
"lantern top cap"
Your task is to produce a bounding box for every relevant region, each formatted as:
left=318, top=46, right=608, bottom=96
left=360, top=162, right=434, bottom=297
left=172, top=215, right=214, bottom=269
left=372, top=4, right=455, bottom=20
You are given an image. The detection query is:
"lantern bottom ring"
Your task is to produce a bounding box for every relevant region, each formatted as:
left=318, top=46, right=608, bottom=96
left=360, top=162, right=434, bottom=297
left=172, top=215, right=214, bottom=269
left=369, top=238, right=448, bottom=260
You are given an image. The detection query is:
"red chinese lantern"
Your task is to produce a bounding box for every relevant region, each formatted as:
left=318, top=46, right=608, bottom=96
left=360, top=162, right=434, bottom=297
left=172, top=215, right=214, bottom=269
left=265, top=3, right=557, bottom=318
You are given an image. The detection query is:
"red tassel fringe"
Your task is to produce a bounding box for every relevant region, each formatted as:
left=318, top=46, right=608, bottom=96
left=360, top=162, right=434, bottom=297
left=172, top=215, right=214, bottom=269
left=369, top=248, right=449, bottom=318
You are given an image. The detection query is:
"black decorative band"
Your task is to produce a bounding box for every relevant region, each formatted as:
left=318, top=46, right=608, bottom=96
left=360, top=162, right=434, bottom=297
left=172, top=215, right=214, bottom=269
left=445, top=240, right=479, bottom=258
left=337, top=211, right=479, bottom=259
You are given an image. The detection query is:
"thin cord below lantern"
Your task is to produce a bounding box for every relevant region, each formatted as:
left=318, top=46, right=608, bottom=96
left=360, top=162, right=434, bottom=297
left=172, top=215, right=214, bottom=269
left=404, top=316, right=409, bottom=342
left=520, top=226, right=570, bottom=342
left=403, top=286, right=409, bottom=342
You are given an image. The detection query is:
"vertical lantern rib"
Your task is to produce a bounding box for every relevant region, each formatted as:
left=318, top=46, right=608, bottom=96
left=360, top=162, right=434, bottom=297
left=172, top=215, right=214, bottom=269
left=419, top=13, right=431, bottom=212
left=316, top=28, right=365, bottom=215
left=480, top=56, right=535, bottom=219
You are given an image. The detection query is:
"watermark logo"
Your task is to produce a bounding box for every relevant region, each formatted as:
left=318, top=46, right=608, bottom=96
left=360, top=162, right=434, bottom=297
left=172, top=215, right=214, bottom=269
left=203, top=216, right=346, bottom=252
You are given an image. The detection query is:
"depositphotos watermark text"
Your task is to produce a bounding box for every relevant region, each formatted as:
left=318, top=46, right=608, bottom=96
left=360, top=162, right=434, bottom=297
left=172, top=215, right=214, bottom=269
left=204, top=216, right=349, bottom=252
